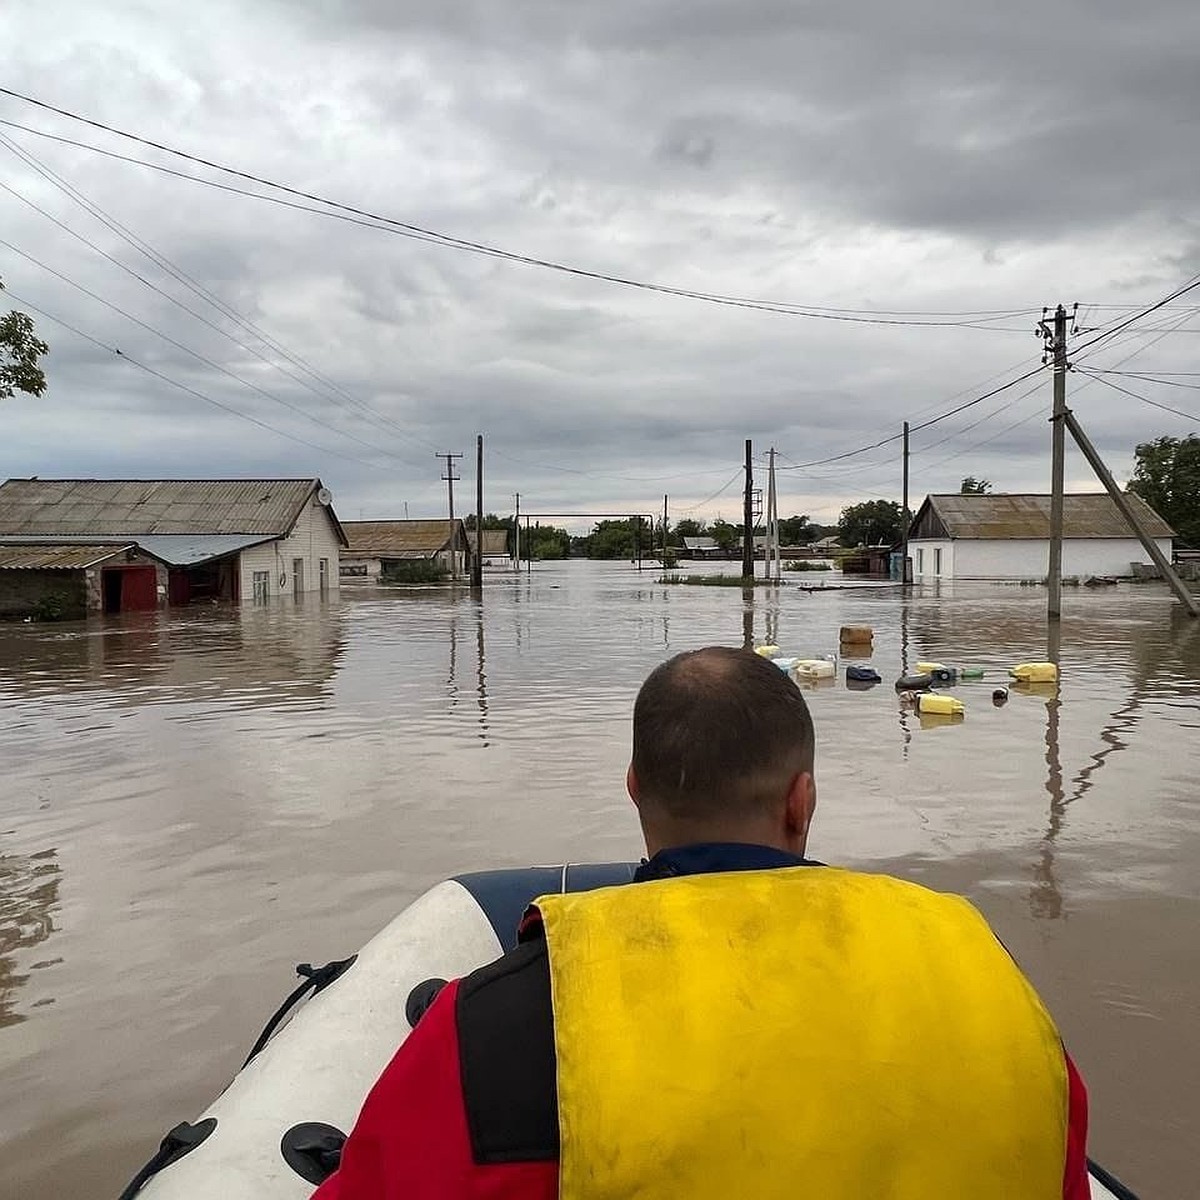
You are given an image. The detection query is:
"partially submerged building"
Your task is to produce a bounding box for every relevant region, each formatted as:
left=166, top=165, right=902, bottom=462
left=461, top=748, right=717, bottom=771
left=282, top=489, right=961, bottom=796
left=466, top=528, right=511, bottom=567
left=340, top=519, right=470, bottom=580
left=0, top=478, right=346, bottom=617
left=907, top=493, right=1174, bottom=581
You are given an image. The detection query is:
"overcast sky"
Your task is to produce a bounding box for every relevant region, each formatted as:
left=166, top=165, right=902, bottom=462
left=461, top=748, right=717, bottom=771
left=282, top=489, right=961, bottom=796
left=1, top=0, right=1198, bottom=527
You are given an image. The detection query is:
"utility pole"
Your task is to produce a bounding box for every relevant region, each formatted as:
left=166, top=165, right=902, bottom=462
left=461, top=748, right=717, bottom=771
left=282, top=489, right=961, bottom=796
left=902, top=420, right=910, bottom=584
left=437, top=451, right=463, bottom=580
left=742, top=438, right=754, bottom=580
left=513, top=492, right=521, bottom=572
left=766, top=447, right=780, bottom=582
left=663, top=494, right=669, bottom=565
left=472, top=435, right=484, bottom=592
left=1043, top=305, right=1071, bottom=620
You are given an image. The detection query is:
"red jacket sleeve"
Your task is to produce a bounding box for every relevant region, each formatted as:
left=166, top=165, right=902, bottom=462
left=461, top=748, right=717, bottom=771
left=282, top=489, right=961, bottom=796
left=313, top=979, right=557, bottom=1200
left=1062, top=1052, right=1090, bottom=1200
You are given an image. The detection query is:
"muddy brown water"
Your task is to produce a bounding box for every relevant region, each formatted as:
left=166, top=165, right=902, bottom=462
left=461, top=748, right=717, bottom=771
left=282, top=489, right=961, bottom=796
left=0, top=562, right=1196, bottom=1198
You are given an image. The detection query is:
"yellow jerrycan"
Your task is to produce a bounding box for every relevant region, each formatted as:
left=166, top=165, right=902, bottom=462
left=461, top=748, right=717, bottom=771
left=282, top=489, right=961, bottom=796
left=1010, top=662, right=1058, bottom=683
left=918, top=693, right=964, bottom=716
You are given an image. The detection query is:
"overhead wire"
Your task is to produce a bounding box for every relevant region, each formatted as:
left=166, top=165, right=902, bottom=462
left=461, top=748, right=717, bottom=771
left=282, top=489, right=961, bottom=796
left=0, top=132, right=439, bottom=454
left=1073, top=370, right=1200, bottom=424
left=0, top=92, right=1043, bottom=329
left=3, top=290, right=405, bottom=472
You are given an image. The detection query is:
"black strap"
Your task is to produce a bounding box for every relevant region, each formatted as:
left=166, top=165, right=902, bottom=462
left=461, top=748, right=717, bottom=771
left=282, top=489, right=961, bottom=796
left=116, top=1119, right=217, bottom=1200
left=1087, top=1158, right=1140, bottom=1200
left=241, top=956, right=357, bottom=1069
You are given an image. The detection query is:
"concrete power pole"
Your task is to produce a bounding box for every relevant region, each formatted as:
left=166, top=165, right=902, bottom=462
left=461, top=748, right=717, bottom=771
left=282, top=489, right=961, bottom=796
left=438, top=451, right=463, bottom=580
left=766, top=447, right=780, bottom=582
left=742, top=439, right=754, bottom=580
left=472, top=435, right=483, bottom=592
left=1044, top=305, right=1070, bottom=620
left=902, top=420, right=911, bottom=584
left=513, top=492, right=521, bottom=572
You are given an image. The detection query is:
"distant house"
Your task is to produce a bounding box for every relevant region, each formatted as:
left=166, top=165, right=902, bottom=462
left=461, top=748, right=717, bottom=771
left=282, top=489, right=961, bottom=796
left=0, top=477, right=346, bottom=618
left=340, top=519, right=470, bottom=580
left=681, top=536, right=722, bottom=560
left=466, top=528, right=511, bottom=566
left=907, top=493, right=1174, bottom=581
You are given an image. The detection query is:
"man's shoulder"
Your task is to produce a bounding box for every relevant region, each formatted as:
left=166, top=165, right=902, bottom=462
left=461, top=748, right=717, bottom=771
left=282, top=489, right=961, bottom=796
left=456, top=937, right=558, bottom=1164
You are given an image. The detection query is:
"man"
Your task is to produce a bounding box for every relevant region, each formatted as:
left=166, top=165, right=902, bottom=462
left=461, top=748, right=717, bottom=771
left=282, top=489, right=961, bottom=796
left=316, top=646, right=1090, bottom=1200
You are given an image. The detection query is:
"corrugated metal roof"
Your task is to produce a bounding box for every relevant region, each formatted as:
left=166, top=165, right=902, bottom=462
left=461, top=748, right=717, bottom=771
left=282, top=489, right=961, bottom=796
left=342, top=520, right=460, bottom=556
left=0, top=478, right=326, bottom=536
left=683, top=536, right=718, bottom=550
left=134, top=533, right=274, bottom=566
left=466, top=530, right=510, bottom=556
left=922, top=493, right=1175, bottom=539
left=0, top=542, right=132, bottom=570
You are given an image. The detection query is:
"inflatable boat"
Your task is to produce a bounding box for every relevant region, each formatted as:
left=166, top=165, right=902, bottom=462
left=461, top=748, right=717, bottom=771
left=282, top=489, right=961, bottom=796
left=123, top=864, right=1138, bottom=1200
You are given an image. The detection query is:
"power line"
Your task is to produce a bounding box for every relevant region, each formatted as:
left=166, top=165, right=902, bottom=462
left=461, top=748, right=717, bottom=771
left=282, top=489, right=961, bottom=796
left=4, top=290, right=403, bottom=471
left=1081, top=369, right=1200, bottom=392
left=1073, top=369, right=1200, bottom=424
left=0, top=239, right=433, bottom=467
left=0, top=92, right=1042, bottom=329
left=675, top=468, right=745, bottom=513
left=0, top=132, right=439, bottom=454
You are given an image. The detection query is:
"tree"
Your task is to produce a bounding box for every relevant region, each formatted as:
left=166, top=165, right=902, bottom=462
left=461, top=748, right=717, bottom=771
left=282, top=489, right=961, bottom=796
left=588, top=518, right=648, bottom=559
left=1, top=279, right=49, bottom=400
left=777, top=514, right=811, bottom=544
left=1128, top=434, right=1200, bottom=548
left=708, top=518, right=739, bottom=550
left=673, top=518, right=706, bottom=539
left=522, top=522, right=570, bottom=560
left=838, top=499, right=904, bottom=547
left=960, top=477, right=992, bottom=494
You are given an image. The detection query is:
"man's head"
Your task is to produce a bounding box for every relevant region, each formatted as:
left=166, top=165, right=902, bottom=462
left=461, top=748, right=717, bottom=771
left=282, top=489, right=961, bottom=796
left=627, top=646, right=817, bottom=857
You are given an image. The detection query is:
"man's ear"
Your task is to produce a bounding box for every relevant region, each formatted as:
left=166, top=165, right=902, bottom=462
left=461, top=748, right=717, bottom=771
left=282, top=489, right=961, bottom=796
left=784, top=771, right=816, bottom=847
left=626, top=762, right=641, bottom=807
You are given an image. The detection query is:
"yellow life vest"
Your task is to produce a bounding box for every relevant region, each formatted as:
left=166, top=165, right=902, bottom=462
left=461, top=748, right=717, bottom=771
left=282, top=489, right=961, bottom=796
left=536, top=866, right=1068, bottom=1200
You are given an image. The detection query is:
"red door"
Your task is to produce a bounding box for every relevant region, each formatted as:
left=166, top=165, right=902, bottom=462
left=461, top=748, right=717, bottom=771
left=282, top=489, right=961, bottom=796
left=121, top=567, right=159, bottom=611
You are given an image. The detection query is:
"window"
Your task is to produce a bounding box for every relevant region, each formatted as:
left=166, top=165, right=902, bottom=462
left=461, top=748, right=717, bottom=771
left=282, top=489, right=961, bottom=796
left=293, top=557, right=304, bottom=597
left=916, top=549, right=924, bottom=575
left=319, top=557, right=329, bottom=593
left=934, top=547, right=943, bottom=577
left=252, top=571, right=269, bottom=603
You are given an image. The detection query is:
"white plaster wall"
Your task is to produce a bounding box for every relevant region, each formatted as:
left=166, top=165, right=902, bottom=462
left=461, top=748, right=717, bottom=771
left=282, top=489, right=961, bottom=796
left=238, top=498, right=342, bottom=600
left=910, top=539, right=954, bottom=580
left=918, top=538, right=1173, bottom=580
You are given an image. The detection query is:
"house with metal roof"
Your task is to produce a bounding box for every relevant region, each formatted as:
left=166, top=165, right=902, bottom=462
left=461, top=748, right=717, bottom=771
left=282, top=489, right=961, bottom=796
left=339, top=519, right=470, bottom=581
left=0, top=478, right=346, bottom=617
left=466, top=528, right=511, bottom=566
left=906, top=493, right=1174, bottom=582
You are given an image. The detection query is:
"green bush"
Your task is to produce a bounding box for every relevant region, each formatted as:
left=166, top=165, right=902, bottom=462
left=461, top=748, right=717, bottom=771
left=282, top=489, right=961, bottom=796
left=784, top=560, right=832, bottom=572
left=659, top=573, right=780, bottom=588
left=381, top=560, right=449, bottom=584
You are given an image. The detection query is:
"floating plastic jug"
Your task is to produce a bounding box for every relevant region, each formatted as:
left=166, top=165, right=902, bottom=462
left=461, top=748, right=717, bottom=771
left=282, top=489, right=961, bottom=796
left=771, top=657, right=798, bottom=672
left=895, top=673, right=934, bottom=691
left=916, top=661, right=945, bottom=674
left=992, top=687, right=1009, bottom=706
left=959, top=667, right=986, bottom=680
left=754, top=644, right=781, bottom=658
left=930, top=667, right=958, bottom=685
left=1010, top=662, right=1058, bottom=682
left=793, top=659, right=836, bottom=680
left=918, top=693, right=964, bottom=716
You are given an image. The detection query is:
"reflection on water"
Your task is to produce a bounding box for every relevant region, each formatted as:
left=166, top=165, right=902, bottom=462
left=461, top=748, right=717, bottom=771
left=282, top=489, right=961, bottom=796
left=0, top=848, right=61, bottom=1028
left=0, top=569, right=1197, bottom=1199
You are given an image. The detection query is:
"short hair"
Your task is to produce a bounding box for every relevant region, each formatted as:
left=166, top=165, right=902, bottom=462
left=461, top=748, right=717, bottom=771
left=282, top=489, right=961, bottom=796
left=632, top=646, right=815, bottom=821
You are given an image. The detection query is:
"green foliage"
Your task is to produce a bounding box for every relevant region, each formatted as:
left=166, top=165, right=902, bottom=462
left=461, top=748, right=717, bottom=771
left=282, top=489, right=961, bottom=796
left=784, top=560, right=832, bottom=572
left=0, top=279, right=49, bottom=400
left=960, top=476, right=992, bottom=494
left=837, top=499, right=904, bottom=548
left=588, top=518, right=650, bottom=559
left=381, top=560, right=448, bottom=584
left=708, top=518, right=739, bottom=550
left=660, top=573, right=777, bottom=587
left=1128, top=434, right=1200, bottom=547
left=673, top=517, right=705, bottom=539
left=465, top=512, right=514, bottom=532
left=523, top=523, right=570, bottom=560
left=31, top=591, right=73, bottom=620
left=777, top=514, right=811, bottom=544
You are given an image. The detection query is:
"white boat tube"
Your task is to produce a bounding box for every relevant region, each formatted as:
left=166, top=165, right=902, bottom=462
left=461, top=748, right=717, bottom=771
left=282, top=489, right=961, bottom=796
left=124, top=863, right=1135, bottom=1200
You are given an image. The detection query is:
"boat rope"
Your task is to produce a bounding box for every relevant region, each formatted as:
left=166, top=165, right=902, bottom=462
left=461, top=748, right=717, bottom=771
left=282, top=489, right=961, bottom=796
left=241, top=956, right=357, bottom=1069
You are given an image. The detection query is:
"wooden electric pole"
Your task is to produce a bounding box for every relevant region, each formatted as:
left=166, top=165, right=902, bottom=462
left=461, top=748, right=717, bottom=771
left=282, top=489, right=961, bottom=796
left=902, top=420, right=911, bottom=584
left=472, top=435, right=484, bottom=592
left=742, top=439, right=754, bottom=580
left=437, top=451, right=463, bottom=580
left=1044, top=305, right=1070, bottom=620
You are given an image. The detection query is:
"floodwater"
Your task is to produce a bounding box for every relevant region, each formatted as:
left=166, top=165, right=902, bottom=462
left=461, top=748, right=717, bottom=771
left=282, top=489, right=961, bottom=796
left=0, top=561, right=1197, bottom=1199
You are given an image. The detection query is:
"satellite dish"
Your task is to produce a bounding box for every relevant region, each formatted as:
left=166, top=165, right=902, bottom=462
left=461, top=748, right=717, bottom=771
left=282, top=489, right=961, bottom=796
left=316, top=487, right=333, bottom=506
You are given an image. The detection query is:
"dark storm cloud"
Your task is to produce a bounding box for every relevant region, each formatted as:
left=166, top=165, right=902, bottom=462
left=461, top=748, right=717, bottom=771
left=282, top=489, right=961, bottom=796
left=1, top=0, right=1197, bottom=523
